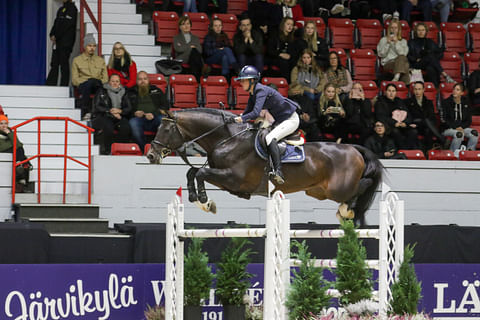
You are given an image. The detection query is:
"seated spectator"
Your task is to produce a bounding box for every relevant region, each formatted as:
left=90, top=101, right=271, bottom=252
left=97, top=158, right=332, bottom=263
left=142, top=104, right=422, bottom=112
left=299, top=21, right=329, bottom=71
left=265, top=17, right=299, bottom=81
left=371, top=0, right=400, bottom=22
left=401, top=0, right=432, bottom=22
left=377, top=19, right=410, bottom=84
left=233, top=16, right=264, bottom=73
left=198, top=0, right=227, bottom=14
left=128, top=71, right=169, bottom=151
left=431, top=0, right=452, bottom=22
left=343, top=82, right=374, bottom=144
left=442, top=83, right=479, bottom=151
left=408, top=22, right=454, bottom=87
left=276, top=0, right=305, bottom=30
left=248, top=0, right=281, bottom=40
left=375, top=83, right=419, bottom=149
left=92, top=74, right=132, bottom=155
left=404, top=81, right=446, bottom=150
left=203, top=18, right=238, bottom=79
left=317, top=0, right=346, bottom=16
left=364, top=120, right=406, bottom=159
left=324, top=51, right=353, bottom=102
left=107, top=42, right=137, bottom=89
left=71, top=33, right=108, bottom=120
left=0, top=115, right=33, bottom=192
left=318, top=83, right=346, bottom=143
left=467, top=60, right=480, bottom=108
left=173, top=16, right=205, bottom=82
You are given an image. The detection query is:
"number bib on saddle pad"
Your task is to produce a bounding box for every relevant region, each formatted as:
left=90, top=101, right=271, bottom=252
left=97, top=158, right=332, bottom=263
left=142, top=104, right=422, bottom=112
left=254, top=130, right=306, bottom=163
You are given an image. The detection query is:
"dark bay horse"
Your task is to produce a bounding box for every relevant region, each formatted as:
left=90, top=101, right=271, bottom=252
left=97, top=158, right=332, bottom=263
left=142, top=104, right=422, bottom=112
left=147, top=109, right=383, bottom=224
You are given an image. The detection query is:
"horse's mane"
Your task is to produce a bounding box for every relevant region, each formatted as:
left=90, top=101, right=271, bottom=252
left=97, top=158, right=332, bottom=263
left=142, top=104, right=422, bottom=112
left=174, top=108, right=237, bottom=118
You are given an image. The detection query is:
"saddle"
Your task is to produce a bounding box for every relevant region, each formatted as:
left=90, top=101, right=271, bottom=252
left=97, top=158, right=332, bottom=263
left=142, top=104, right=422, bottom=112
left=254, top=129, right=306, bottom=163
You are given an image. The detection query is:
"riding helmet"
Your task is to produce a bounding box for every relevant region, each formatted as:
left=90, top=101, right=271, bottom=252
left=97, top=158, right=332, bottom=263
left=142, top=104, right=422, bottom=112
left=235, top=65, right=260, bottom=81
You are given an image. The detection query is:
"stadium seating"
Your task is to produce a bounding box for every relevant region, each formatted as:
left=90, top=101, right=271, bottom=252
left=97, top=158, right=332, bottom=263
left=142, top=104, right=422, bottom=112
left=357, top=80, right=378, bottom=100
left=428, top=149, right=457, bottom=160
left=169, top=74, right=200, bottom=108
left=398, top=149, right=427, bottom=160
left=184, top=12, right=209, bottom=41
left=111, top=143, right=143, bottom=156
left=439, top=82, right=457, bottom=100
left=144, top=144, right=151, bottom=155
left=304, top=17, right=327, bottom=38
left=261, top=77, right=289, bottom=97
left=409, top=82, right=439, bottom=113
left=464, top=52, right=480, bottom=75
left=200, top=76, right=229, bottom=109
left=350, top=49, right=377, bottom=80
left=329, top=48, right=348, bottom=67
left=228, top=0, right=248, bottom=16
left=153, top=11, right=179, bottom=43
left=213, top=14, right=238, bottom=41
left=328, top=18, right=355, bottom=49
left=230, top=78, right=250, bottom=112
left=411, top=21, right=440, bottom=44
left=467, top=23, right=480, bottom=52
left=439, top=51, right=463, bottom=83
left=355, top=19, right=383, bottom=50
left=147, top=73, right=167, bottom=92
left=440, top=22, right=467, bottom=53
left=458, top=150, right=480, bottom=161
left=384, top=20, right=410, bottom=41
left=380, top=81, right=408, bottom=99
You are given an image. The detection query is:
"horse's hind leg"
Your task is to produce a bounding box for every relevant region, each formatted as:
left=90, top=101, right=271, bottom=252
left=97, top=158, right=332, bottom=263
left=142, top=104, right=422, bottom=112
left=186, top=168, right=198, bottom=202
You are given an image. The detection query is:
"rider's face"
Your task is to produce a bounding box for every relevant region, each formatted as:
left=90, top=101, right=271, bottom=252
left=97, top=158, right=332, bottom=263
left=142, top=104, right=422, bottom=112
left=240, top=79, right=251, bottom=91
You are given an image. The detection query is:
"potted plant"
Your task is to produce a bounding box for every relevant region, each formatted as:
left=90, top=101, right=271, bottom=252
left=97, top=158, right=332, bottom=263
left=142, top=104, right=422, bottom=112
left=215, top=237, right=255, bottom=320
left=184, top=237, right=214, bottom=319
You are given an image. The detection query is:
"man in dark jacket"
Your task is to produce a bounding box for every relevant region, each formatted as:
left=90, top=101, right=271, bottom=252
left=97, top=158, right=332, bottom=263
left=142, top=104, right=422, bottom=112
left=46, top=0, right=78, bottom=86
left=467, top=60, right=480, bottom=108
left=233, top=16, right=264, bottom=73
left=128, top=71, right=169, bottom=151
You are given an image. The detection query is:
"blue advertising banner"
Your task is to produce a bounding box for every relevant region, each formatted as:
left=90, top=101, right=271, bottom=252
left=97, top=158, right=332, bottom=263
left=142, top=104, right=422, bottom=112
left=0, top=263, right=478, bottom=319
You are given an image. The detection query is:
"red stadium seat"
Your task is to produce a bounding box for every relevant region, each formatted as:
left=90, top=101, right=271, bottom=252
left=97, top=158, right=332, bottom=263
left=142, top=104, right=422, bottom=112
left=329, top=48, right=348, bottom=67
left=147, top=73, right=167, bottom=92
left=467, top=23, right=480, bottom=52
left=350, top=49, right=377, bottom=80
left=384, top=20, right=410, bottom=41
left=472, top=116, right=480, bottom=126
left=380, top=81, right=408, bottom=99
left=356, top=80, right=378, bottom=100
left=111, top=143, right=143, bottom=156
left=439, top=51, right=463, bottom=83
left=439, top=82, right=457, bottom=100
left=200, top=76, right=229, bottom=109
left=398, top=149, right=426, bottom=160
left=304, top=17, right=327, bottom=38
left=144, top=144, right=151, bottom=155
left=153, top=11, right=179, bottom=43
left=230, top=78, right=250, bottom=111
left=355, top=19, right=383, bottom=50
left=440, top=22, right=467, bottom=53
left=169, top=74, right=199, bottom=108
left=464, top=52, right=480, bottom=75
left=458, top=150, right=480, bottom=161
left=328, top=18, right=355, bottom=49
left=213, top=14, right=238, bottom=42
left=184, top=12, right=209, bottom=41
left=228, top=0, right=248, bottom=16
left=428, top=149, right=457, bottom=160
left=261, top=77, right=289, bottom=97
left=411, top=21, right=440, bottom=44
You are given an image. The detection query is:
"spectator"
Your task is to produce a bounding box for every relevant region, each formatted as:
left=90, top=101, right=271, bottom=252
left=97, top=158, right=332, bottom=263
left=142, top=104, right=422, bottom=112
left=46, top=0, right=78, bottom=86
left=203, top=18, right=238, bottom=79
left=198, top=0, right=227, bottom=14
left=375, top=83, right=419, bottom=149
left=467, top=60, right=480, bottom=108
left=107, top=42, right=137, bottom=89
left=371, top=0, right=401, bottom=22
left=299, top=0, right=316, bottom=17
left=128, top=71, right=169, bottom=151
left=343, top=82, right=374, bottom=144
left=266, top=17, right=299, bottom=81
left=377, top=19, right=410, bottom=84
left=324, top=51, right=353, bottom=102
left=364, top=120, right=406, bottom=159
left=276, top=0, right=305, bottom=30
left=92, top=74, right=132, bottom=155
left=401, top=0, right=432, bottom=22
left=0, top=115, right=33, bottom=192
left=404, top=81, right=446, bottom=150
left=318, top=83, right=346, bottom=143
left=442, top=83, right=479, bottom=151
left=177, top=0, right=197, bottom=12
left=299, top=21, right=329, bottom=70
left=233, top=16, right=264, bottom=72
left=71, top=33, right=108, bottom=120
left=173, top=16, right=205, bottom=82
left=248, top=0, right=280, bottom=39
left=408, top=22, right=454, bottom=87
left=431, top=0, right=452, bottom=22
left=317, top=0, right=346, bottom=16
left=348, top=0, right=371, bottom=19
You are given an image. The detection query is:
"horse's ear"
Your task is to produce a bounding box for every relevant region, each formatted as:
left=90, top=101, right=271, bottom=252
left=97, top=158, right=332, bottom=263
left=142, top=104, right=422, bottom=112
left=161, top=110, right=175, bottom=119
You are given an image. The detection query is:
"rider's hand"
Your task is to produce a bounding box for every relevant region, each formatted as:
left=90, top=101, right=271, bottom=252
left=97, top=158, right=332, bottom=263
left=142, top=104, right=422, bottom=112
left=234, top=116, right=243, bottom=123
left=226, top=117, right=236, bottom=124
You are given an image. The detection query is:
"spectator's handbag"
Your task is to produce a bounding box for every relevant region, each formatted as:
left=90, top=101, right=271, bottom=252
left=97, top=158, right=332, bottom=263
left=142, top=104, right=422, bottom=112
left=155, top=59, right=183, bottom=76
left=409, top=69, right=424, bottom=83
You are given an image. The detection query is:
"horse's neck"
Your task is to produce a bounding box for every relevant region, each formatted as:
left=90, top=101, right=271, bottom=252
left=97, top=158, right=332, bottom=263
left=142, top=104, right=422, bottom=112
left=179, top=118, right=228, bottom=152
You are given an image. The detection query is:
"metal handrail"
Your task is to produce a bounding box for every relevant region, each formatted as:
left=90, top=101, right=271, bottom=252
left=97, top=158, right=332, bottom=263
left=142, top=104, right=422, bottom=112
left=11, top=117, right=95, bottom=204
left=79, top=0, right=102, bottom=56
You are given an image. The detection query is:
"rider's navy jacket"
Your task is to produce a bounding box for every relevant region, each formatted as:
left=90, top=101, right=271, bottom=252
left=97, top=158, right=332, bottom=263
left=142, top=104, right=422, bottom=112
left=241, top=83, right=299, bottom=124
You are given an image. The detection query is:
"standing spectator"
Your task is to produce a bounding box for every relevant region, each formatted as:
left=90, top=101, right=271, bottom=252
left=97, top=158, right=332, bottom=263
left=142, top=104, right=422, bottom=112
left=375, top=83, right=419, bottom=149
left=173, top=16, right=205, bottom=82
left=128, top=71, right=169, bottom=151
left=177, top=0, right=198, bottom=12
left=442, top=83, right=479, bottom=151
left=46, top=0, right=78, bottom=86
left=248, top=0, right=280, bottom=40
left=233, top=16, right=264, bottom=72
left=318, top=83, right=346, bottom=143
left=431, top=0, right=453, bottom=22
left=107, top=42, right=137, bottom=89
left=266, top=17, right=299, bottom=81
left=299, top=21, right=329, bottom=71
left=92, top=74, right=132, bottom=155
left=276, top=0, right=305, bottom=30
left=364, top=120, right=406, bottom=159
left=377, top=19, right=410, bottom=84
left=317, top=0, right=346, bottom=16
left=198, top=0, right=227, bottom=14
left=467, top=60, right=480, bottom=108
left=348, top=0, right=371, bottom=19
left=203, top=18, right=238, bottom=79
left=71, top=34, right=108, bottom=120
left=324, top=51, right=353, bottom=102
left=404, top=81, right=446, bottom=150
left=401, top=0, right=432, bottom=22
left=371, top=0, right=401, bottom=22
left=343, top=82, right=374, bottom=144
left=408, top=22, right=454, bottom=87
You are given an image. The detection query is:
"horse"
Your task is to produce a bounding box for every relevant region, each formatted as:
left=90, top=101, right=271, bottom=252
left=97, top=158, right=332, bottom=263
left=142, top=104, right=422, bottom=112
left=147, top=108, right=383, bottom=225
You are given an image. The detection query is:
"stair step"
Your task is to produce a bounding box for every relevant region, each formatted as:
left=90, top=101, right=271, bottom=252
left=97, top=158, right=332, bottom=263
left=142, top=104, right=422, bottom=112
left=22, top=144, right=99, bottom=157
left=26, top=218, right=109, bottom=234
left=19, top=132, right=92, bottom=145
left=84, top=0, right=131, bottom=5
left=102, top=44, right=160, bottom=56
left=102, top=33, right=155, bottom=46
left=6, top=108, right=80, bottom=120
left=15, top=193, right=90, bottom=203
left=0, top=97, right=74, bottom=108
left=85, top=13, right=141, bottom=24
left=12, top=157, right=90, bottom=170
left=51, top=233, right=132, bottom=238
left=18, top=203, right=99, bottom=219
left=0, top=85, right=69, bottom=98
left=105, top=54, right=159, bottom=66
left=87, top=23, right=148, bottom=35
left=135, top=65, right=157, bottom=74
left=87, top=3, right=136, bottom=14
left=10, top=121, right=90, bottom=133
left=29, top=169, right=90, bottom=183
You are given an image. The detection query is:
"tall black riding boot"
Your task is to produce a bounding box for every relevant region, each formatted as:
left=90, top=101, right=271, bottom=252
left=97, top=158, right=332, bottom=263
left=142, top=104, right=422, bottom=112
left=267, top=139, right=285, bottom=184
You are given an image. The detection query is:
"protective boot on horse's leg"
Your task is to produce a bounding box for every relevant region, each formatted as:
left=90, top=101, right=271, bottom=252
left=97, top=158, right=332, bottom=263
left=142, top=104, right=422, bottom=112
left=267, top=138, right=285, bottom=184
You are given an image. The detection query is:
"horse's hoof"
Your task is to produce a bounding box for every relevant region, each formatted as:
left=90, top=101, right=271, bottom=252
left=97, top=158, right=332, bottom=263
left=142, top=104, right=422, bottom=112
left=198, top=194, right=208, bottom=204
left=207, top=200, right=217, bottom=214
left=338, top=203, right=349, bottom=218
left=188, top=193, right=198, bottom=202
left=336, top=211, right=344, bottom=223
left=345, top=209, right=355, bottom=220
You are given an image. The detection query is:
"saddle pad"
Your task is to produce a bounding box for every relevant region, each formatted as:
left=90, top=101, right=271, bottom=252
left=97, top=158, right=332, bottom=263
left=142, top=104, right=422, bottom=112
left=255, top=135, right=305, bottom=163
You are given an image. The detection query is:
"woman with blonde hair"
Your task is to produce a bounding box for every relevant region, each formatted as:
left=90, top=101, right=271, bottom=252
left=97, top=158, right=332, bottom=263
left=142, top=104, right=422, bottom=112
left=377, top=18, right=410, bottom=84
left=318, top=82, right=346, bottom=143
left=324, top=51, right=352, bottom=101
left=300, top=20, right=329, bottom=70
left=107, top=42, right=137, bottom=88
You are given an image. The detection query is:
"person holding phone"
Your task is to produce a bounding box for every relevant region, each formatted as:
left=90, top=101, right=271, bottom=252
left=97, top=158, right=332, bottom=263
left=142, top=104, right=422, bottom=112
left=364, top=121, right=406, bottom=159
left=343, top=82, right=374, bottom=144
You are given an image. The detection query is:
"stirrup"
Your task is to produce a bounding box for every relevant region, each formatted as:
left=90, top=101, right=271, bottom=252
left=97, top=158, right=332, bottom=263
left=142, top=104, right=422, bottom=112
left=269, top=170, right=285, bottom=184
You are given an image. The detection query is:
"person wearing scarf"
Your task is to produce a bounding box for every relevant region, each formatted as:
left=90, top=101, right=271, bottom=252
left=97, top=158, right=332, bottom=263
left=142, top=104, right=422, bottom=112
left=92, top=74, right=132, bottom=155
left=107, top=42, right=137, bottom=88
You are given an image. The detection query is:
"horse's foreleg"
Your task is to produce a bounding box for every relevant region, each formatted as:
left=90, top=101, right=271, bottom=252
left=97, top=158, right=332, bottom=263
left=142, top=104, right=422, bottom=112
left=186, top=168, right=199, bottom=202
left=195, top=167, right=235, bottom=204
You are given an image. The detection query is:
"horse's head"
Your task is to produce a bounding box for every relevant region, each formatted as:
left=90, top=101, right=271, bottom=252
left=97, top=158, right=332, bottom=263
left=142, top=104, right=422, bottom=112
left=147, top=115, right=184, bottom=164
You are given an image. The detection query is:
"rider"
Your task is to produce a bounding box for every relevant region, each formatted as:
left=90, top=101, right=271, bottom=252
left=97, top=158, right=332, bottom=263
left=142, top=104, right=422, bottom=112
left=233, top=65, right=300, bottom=184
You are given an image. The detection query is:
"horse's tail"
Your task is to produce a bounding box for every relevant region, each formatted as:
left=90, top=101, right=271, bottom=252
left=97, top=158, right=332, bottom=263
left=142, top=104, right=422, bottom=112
left=352, top=145, right=384, bottom=226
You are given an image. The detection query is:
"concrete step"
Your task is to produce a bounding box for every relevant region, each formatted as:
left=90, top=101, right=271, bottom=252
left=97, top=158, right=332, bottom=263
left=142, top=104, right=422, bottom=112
left=83, top=0, right=131, bottom=5
left=10, top=120, right=89, bottom=133
left=87, top=3, right=136, bottom=14
left=0, top=85, right=69, bottom=98
left=134, top=65, right=157, bottom=73
left=50, top=232, right=132, bottom=238
left=87, top=23, right=148, bottom=35
left=15, top=193, right=90, bottom=204
left=31, top=181, right=88, bottom=194
left=22, top=144, right=99, bottom=157
left=25, top=218, right=109, bottom=233
left=17, top=203, right=99, bottom=219
left=102, top=33, right=155, bottom=46
left=85, top=13, right=142, bottom=24
left=19, top=132, right=92, bottom=145
left=102, top=44, right=160, bottom=56
left=29, top=169, right=90, bottom=183
left=6, top=108, right=81, bottom=120
left=104, top=54, right=159, bottom=67
left=0, top=97, right=74, bottom=109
